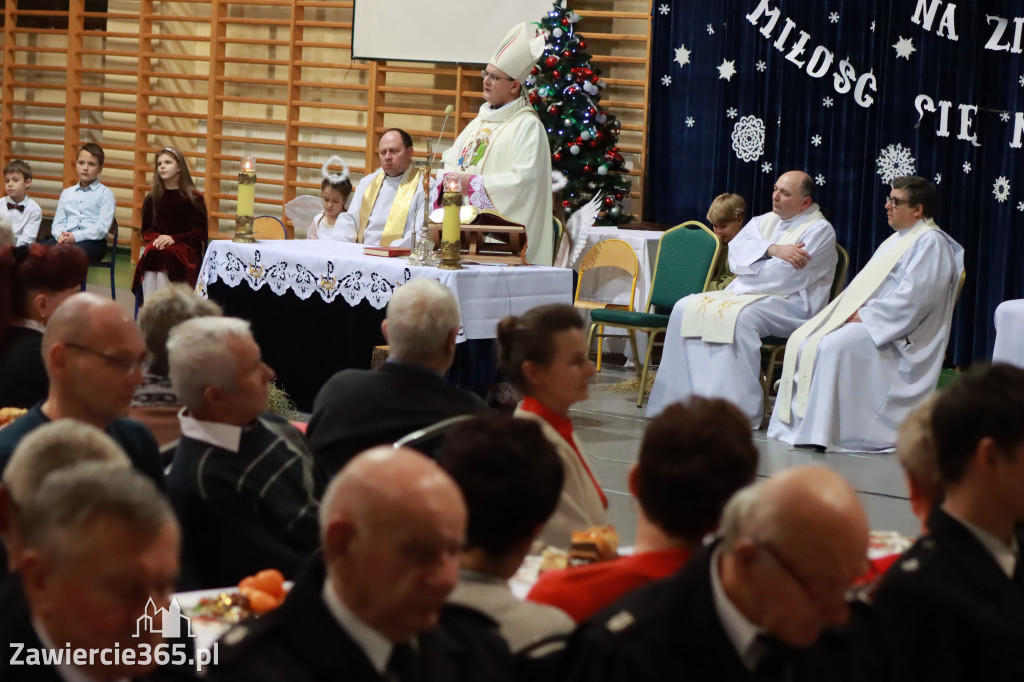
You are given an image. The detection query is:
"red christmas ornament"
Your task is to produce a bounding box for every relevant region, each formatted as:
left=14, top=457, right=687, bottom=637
left=561, top=17, right=569, bottom=25
left=552, top=70, right=561, bottom=80
left=603, top=196, right=615, bottom=207
left=548, top=105, right=560, bottom=115
left=562, top=200, right=571, bottom=208
left=579, top=40, right=587, bottom=49
left=553, top=151, right=563, bottom=162
left=562, top=50, right=572, bottom=58
left=588, top=140, right=597, bottom=148
left=531, top=66, right=539, bottom=76
left=583, top=165, right=593, bottom=174
left=615, top=193, right=624, bottom=201
left=545, top=56, right=558, bottom=68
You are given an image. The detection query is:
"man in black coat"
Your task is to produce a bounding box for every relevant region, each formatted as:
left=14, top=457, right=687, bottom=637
left=872, top=363, right=1024, bottom=682
left=565, top=466, right=889, bottom=682
left=209, top=446, right=512, bottom=682
left=306, top=278, right=488, bottom=476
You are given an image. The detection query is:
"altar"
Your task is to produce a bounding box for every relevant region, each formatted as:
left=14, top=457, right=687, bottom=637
left=196, top=240, right=573, bottom=411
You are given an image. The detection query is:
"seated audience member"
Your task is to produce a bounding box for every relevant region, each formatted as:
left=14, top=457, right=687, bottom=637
left=646, top=171, right=837, bottom=426
left=211, top=446, right=513, bottom=682
left=567, top=467, right=881, bottom=682
left=131, top=147, right=209, bottom=305
left=0, top=243, right=89, bottom=408
left=895, top=396, right=942, bottom=531
left=0, top=218, right=13, bottom=248
left=769, top=176, right=964, bottom=451
left=528, top=397, right=758, bottom=623
left=166, top=316, right=324, bottom=588
left=705, top=193, right=746, bottom=291
left=0, top=160, right=42, bottom=247
left=0, top=420, right=128, bottom=576
left=873, top=364, right=1024, bottom=682
left=0, top=293, right=163, bottom=489
left=130, top=284, right=222, bottom=446
left=42, top=143, right=115, bottom=263
left=437, top=414, right=574, bottom=651
left=306, top=159, right=353, bottom=240
left=314, top=129, right=423, bottom=247
left=307, top=278, right=488, bottom=475
left=0, top=464, right=190, bottom=682
left=497, top=304, right=605, bottom=549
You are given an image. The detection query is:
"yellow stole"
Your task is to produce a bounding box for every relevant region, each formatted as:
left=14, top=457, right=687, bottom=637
left=357, top=168, right=422, bottom=246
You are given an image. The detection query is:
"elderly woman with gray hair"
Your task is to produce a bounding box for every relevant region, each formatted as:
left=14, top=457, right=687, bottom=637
left=128, top=283, right=221, bottom=446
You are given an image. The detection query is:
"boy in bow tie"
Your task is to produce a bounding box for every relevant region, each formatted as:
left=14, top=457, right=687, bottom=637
left=1, top=160, right=42, bottom=247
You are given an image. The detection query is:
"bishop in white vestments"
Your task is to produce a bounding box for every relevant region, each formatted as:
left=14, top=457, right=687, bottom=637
left=646, top=171, right=837, bottom=426
left=441, top=23, right=553, bottom=266
left=317, top=128, right=424, bottom=248
left=768, top=176, right=964, bottom=451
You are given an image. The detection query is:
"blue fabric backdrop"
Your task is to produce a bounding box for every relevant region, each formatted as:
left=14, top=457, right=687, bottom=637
left=648, top=0, right=1024, bottom=364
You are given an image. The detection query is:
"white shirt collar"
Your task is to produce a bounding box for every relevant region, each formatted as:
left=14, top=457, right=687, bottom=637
left=778, top=203, right=819, bottom=229
left=177, top=408, right=243, bottom=452
left=709, top=547, right=766, bottom=671
left=13, top=318, right=46, bottom=333
left=31, top=617, right=127, bottom=682
left=321, top=578, right=395, bottom=675
left=945, top=509, right=1018, bottom=579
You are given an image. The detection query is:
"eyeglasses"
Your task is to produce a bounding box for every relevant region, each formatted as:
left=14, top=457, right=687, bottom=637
left=884, top=196, right=910, bottom=207
left=755, top=540, right=846, bottom=607
left=65, top=342, right=147, bottom=375
left=480, top=70, right=516, bottom=83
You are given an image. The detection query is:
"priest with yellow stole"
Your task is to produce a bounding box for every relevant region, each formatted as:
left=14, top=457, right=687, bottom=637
left=317, top=128, right=424, bottom=247
left=441, top=22, right=554, bottom=266
left=769, top=176, right=964, bottom=451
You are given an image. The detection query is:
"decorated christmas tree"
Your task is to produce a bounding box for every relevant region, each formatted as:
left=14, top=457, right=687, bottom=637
left=527, top=1, right=632, bottom=225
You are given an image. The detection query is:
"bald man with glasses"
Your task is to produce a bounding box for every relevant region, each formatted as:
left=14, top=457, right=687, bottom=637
left=0, top=292, right=163, bottom=489
left=768, top=176, right=964, bottom=451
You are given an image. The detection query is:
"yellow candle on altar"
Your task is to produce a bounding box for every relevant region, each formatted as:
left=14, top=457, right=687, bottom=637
left=233, top=155, right=258, bottom=243
left=441, top=175, right=461, bottom=245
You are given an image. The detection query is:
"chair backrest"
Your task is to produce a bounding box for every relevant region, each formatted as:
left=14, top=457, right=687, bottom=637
left=646, top=220, right=720, bottom=314
left=392, top=414, right=475, bottom=455
left=830, top=243, right=850, bottom=301
left=552, top=216, right=564, bottom=256
left=574, top=238, right=640, bottom=309
left=252, top=215, right=287, bottom=240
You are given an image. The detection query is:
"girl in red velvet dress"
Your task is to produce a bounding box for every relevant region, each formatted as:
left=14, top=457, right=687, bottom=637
left=131, top=147, right=208, bottom=304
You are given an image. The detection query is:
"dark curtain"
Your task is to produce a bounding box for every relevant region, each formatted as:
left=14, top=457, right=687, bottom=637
left=648, top=0, right=1024, bottom=365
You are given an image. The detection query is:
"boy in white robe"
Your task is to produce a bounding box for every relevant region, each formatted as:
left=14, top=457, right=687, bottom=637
left=442, top=22, right=553, bottom=266
left=768, top=176, right=964, bottom=451
left=646, top=171, right=837, bottom=426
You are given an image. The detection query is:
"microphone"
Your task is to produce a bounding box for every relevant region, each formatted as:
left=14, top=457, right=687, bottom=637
left=429, top=104, right=456, bottom=166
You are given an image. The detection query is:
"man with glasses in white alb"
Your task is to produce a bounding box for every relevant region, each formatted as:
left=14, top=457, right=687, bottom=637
left=769, top=176, right=964, bottom=451
left=441, top=22, right=553, bottom=265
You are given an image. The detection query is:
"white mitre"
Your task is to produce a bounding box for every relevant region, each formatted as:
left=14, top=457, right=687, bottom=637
left=490, top=22, right=546, bottom=82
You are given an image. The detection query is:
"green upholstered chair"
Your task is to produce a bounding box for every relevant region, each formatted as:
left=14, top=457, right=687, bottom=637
left=759, top=243, right=850, bottom=416
left=588, top=220, right=721, bottom=407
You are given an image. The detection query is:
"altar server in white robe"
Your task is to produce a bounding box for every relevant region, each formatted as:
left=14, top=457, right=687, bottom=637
left=646, top=171, right=837, bottom=426
left=441, top=22, right=553, bottom=266
left=317, top=128, right=424, bottom=248
left=768, top=176, right=964, bottom=452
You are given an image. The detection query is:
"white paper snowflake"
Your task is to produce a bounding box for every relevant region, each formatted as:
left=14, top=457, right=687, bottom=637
left=717, top=59, right=737, bottom=81
left=993, top=176, right=1011, bottom=203
left=870, top=21, right=876, bottom=32
left=962, top=162, right=972, bottom=174
left=762, top=162, right=773, bottom=174
left=777, top=116, right=782, bottom=127
left=822, top=97, right=834, bottom=108
left=685, top=116, right=695, bottom=128
left=727, top=107, right=738, bottom=119
left=1018, top=201, right=1024, bottom=212
left=893, top=37, right=916, bottom=60
left=661, top=75, right=672, bottom=86
left=875, top=143, right=916, bottom=184
left=658, top=4, right=670, bottom=14
left=731, top=115, right=766, bottom=162
left=1001, top=111, right=1012, bottom=122
left=707, top=24, right=716, bottom=35
left=934, top=173, right=942, bottom=185
left=674, top=44, right=691, bottom=68
left=815, top=174, right=826, bottom=186
left=829, top=12, right=840, bottom=24
left=756, top=60, right=767, bottom=72
left=1019, top=75, right=1024, bottom=87
left=811, top=135, right=822, bottom=147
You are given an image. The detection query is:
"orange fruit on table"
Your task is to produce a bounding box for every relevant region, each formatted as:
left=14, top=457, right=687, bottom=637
left=246, top=588, right=280, bottom=614
left=251, top=568, right=286, bottom=598
left=238, top=576, right=257, bottom=591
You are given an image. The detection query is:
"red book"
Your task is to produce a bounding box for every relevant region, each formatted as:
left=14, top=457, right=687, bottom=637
left=363, top=245, right=411, bottom=257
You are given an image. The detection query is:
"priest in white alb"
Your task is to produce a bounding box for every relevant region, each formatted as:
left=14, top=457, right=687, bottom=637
left=646, top=170, right=837, bottom=426
left=318, top=128, right=423, bottom=248
left=441, top=22, right=553, bottom=266
left=768, top=176, right=964, bottom=451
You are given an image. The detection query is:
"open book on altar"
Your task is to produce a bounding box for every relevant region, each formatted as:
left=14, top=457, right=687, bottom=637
left=427, top=206, right=528, bottom=265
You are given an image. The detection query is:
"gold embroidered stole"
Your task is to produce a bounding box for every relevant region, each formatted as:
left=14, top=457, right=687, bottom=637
left=774, top=220, right=939, bottom=423
left=357, top=168, right=422, bottom=246
left=679, top=209, right=825, bottom=343
left=459, top=104, right=535, bottom=171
